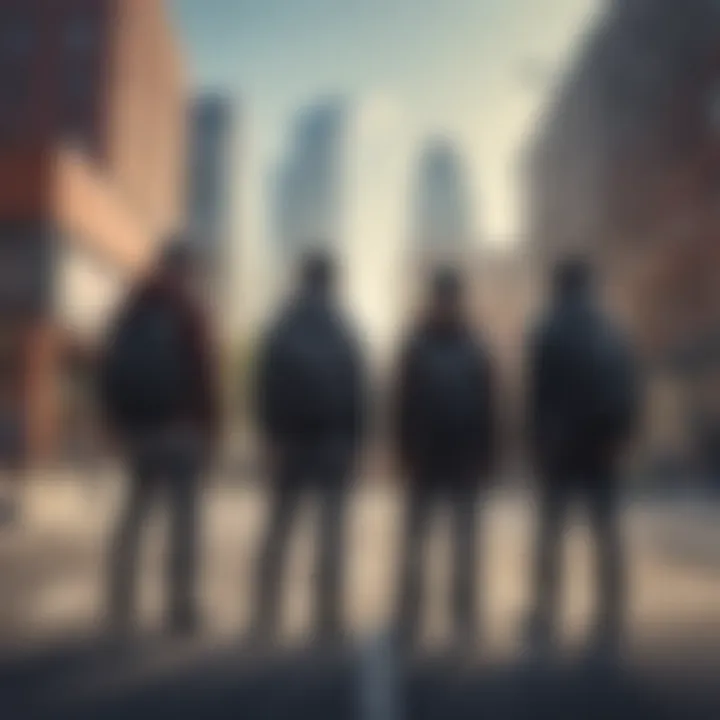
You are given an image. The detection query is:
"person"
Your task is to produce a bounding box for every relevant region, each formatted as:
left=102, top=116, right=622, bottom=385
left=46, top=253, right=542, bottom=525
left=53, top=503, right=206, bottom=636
left=525, top=257, right=640, bottom=655
left=393, top=267, right=495, bottom=649
left=100, top=234, right=220, bottom=635
left=252, top=248, right=366, bottom=643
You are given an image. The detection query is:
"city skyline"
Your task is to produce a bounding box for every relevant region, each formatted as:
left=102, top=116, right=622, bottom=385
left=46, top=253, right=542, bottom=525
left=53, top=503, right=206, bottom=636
left=412, top=137, right=473, bottom=252
left=171, top=0, right=600, bottom=246
left=273, top=98, right=348, bottom=257
left=187, top=93, right=241, bottom=338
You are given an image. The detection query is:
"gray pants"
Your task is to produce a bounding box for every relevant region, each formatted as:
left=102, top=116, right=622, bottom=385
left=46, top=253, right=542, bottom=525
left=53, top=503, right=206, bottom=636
left=254, top=441, right=352, bottom=638
left=397, top=482, right=482, bottom=643
left=108, top=431, right=204, bottom=632
left=530, top=468, right=623, bottom=647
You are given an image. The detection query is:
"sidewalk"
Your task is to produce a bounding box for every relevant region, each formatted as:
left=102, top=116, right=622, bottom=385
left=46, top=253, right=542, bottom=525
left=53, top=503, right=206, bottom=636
left=20, top=466, right=121, bottom=534
left=639, top=495, right=720, bottom=567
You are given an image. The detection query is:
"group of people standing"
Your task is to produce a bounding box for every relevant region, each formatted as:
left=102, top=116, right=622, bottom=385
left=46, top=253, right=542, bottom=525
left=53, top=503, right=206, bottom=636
left=98, top=234, right=640, bottom=654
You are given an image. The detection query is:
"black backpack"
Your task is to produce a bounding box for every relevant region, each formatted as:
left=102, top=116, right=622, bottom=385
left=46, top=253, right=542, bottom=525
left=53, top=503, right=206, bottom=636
left=550, top=315, right=636, bottom=448
left=411, top=335, right=487, bottom=445
left=266, top=307, right=357, bottom=437
left=103, top=300, right=193, bottom=431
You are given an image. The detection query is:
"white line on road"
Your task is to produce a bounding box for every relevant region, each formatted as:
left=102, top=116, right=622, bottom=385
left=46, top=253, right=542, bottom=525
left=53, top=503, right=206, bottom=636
left=358, top=628, right=403, bottom=720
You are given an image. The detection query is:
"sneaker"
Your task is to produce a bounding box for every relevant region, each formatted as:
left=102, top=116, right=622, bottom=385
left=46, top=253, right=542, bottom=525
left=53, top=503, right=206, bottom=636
left=168, top=609, right=201, bottom=638
left=451, top=620, right=479, bottom=657
left=523, top=614, right=555, bottom=660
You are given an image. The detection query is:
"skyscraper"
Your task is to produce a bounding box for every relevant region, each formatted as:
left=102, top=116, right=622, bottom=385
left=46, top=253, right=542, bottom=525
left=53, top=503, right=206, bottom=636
left=273, top=98, right=347, bottom=257
left=187, top=94, right=238, bottom=323
left=411, top=137, right=472, bottom=255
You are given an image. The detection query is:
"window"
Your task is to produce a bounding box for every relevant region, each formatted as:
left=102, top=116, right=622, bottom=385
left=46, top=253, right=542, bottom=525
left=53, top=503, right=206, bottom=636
left=0, top=68, right=30, bottom=139
left=64, top=60, right=94, bottom=101
left=60, top=51, right=97, bottom=149
left=0, top=13, right=35, bottom=60
left=0, top=10, right=34, bottom=134
left=63, top=11, right=97, bottom=53
left=0, top=67, right=29, bottom=107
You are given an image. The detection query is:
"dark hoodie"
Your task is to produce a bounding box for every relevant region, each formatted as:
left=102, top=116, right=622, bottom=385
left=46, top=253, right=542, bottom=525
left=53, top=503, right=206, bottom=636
left=394, top=314, right=495, bottom=482
left=255, top=288, right=365, bottom=446
left=100, top=274, right=220, bottom=444
left=527, top=271, right=639, bottom=475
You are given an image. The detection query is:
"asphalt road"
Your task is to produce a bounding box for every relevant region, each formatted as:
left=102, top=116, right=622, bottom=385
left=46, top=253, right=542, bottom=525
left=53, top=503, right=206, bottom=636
left=3, top=474, right=720, bottom=718
left=3, top=633, right=720, bottom=719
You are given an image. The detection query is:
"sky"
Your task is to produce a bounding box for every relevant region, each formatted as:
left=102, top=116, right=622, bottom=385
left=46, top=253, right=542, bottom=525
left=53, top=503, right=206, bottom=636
left=170, top=0, right=599, bottom=339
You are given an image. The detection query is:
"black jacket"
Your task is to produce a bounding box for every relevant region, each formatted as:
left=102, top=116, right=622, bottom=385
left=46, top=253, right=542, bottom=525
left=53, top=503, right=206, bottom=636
left=99, top=277, right=220, bottom=443
left=255, top=292, right=366, bottom=447
left=527, top=294, right=639, bottom=474
left=394, top=318, right=495, bottom=482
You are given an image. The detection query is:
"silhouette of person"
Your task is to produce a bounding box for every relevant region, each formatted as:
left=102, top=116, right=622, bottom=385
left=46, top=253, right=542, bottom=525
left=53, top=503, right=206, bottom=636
left=525, top=257, right=639, bottom=654
left=393, top=267, right=495, bottom=649
left=100, top=234, right=220, bottom=635
left=252, top=248, right=366, bottom=643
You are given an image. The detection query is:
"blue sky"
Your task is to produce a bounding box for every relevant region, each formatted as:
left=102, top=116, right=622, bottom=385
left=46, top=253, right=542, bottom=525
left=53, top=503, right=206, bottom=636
left=172, top=0, right=597, bottom=237
left=170, top=0, right=598, bottom=335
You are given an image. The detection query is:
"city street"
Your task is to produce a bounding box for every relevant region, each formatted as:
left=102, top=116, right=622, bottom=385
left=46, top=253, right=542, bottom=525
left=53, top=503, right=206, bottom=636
left=7, top=471, right=720, bottom=643
left=2, top=471, right=720, bottom=717
left=4, top=470, right=720, bottom=647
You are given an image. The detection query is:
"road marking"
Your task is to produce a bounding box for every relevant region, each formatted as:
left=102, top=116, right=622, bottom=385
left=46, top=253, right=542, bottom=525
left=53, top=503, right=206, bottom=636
left=358, top=629, right=403, bottom=720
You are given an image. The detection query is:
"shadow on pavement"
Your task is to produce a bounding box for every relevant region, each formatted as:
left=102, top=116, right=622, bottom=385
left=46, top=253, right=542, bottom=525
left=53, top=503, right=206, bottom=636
left=2, top=635, right=720, bottom=720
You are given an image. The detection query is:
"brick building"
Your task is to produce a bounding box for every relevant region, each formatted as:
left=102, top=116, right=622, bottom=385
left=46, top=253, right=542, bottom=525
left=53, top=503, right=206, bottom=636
left=525, top=0, right=720, bottom=470
left=525, top=0, right=720, bottom=357
left=0, top=0, right=187, bottom=462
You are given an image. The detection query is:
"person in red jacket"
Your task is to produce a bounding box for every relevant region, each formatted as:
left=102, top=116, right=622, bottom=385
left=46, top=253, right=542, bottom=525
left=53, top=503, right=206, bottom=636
left=100, top=233, right=220, bottom=635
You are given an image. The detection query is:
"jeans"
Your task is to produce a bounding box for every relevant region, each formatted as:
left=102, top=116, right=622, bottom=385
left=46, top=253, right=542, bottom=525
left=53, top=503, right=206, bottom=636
left=397, top=479, right=482, bottom=643
left=529, top=465, right=623, bottom=648
left=108, top=429, right=204, bottom=632
left=254, top=439, right=353, bottom=639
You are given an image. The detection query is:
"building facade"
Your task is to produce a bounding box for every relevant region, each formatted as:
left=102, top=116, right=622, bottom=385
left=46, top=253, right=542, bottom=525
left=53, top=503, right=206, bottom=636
left=0, top=0, right=187, bottom=462
left=525, top=0, right=720, bottom=471
left=525, top=0, right=720, bottom=358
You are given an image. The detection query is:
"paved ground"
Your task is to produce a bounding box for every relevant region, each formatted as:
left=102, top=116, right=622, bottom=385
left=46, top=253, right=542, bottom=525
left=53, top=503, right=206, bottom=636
left=3, top=471, right=720, bottom=717
left=4, top=633, right=720, bottom=719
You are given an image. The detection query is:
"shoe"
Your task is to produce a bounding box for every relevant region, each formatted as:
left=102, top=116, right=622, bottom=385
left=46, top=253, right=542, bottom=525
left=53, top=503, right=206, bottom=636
left=585, top=626, right=622, bottom=668
left=452, top=623, right=479, bottom=659
left=168, top=609, right=201, bottom=638
left=391, top=622, right=418, bottom=658
left=523, top=613, right=555, bottom=661
left=245, top=617, right=279, bottom=649
left=106, top=610, right=135, bottom=640
left=315, top=621, right=349, bottom=649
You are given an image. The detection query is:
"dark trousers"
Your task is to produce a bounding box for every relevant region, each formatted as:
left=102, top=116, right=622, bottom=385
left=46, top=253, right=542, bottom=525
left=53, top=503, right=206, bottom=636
left=108, top=432, right=203, bottom=631
left=530, top=465, right=623, bottom=646
left=254, top=440, right=352, bottom=638
left=397, top=478, right=482, bottom=643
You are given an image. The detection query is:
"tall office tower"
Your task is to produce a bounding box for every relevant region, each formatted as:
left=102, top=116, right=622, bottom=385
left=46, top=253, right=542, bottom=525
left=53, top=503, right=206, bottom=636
left=273, top=98, right=348, bottom=258
left=411, top=137, right=472, bottom=255
left=187, top=94, right=239, bottom=332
